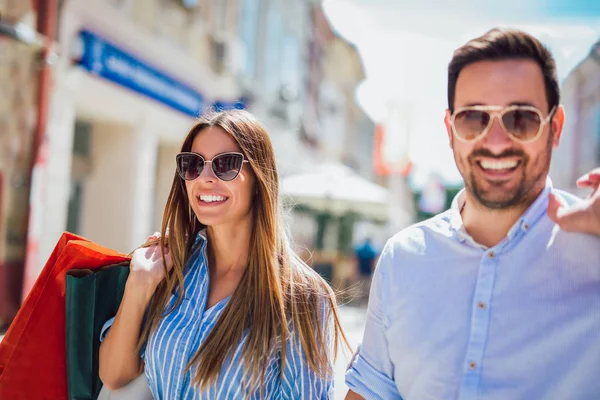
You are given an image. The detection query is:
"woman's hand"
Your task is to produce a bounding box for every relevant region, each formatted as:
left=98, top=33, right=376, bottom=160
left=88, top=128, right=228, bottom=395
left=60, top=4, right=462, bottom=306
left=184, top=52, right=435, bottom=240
left=127, top=232, right=173, bottom=301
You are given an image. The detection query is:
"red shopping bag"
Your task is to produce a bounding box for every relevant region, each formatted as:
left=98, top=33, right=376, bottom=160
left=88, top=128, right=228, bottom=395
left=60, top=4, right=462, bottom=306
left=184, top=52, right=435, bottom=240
left=0, top=232, right=129, bottom=400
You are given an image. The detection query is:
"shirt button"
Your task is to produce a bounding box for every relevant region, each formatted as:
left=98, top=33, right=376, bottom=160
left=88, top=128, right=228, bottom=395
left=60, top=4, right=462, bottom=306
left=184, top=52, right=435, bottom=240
left=469, top=361, right=477, bottom=370
left=478, top=302, right=487, bottom=310
left=523, top=223, right=530, bottom=230
left=488, top=251, right=495, bottom=259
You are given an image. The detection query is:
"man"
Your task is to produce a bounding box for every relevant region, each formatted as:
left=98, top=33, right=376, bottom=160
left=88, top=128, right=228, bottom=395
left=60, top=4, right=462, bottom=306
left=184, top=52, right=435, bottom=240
left=345, top=28, right=600, bottom=400
left=354, top=237, right=378, bottom=305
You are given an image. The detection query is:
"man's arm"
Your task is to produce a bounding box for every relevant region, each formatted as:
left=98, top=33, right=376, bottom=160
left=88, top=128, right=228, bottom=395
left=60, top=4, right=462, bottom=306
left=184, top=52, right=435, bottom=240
left=344, top=242, right=403, bottom=400
left=345, top=390, right=365, bottom=400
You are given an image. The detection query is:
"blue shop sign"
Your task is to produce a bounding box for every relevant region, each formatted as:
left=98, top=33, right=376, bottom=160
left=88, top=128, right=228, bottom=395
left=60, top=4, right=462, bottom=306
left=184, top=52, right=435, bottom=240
left=74, top=30, right=205, bottom=117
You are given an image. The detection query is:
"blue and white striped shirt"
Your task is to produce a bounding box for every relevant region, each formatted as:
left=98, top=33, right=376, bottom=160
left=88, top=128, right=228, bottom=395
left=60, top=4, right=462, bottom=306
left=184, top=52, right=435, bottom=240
left=346, top=178, right=600, bottom=400
left=101, top=232, right=334, bottom=399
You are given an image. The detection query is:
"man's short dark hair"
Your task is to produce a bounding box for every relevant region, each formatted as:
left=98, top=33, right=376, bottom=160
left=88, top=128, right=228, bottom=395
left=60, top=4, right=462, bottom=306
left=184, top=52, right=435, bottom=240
left=447, top=28, right=559, bottom=114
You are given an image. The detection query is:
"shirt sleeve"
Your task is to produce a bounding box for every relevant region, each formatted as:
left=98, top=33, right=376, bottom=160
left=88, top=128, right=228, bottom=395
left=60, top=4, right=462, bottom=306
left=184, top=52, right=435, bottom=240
left=99, top=316, right=147, bottom=361
left=281, top=298, right=335, bottom=400
left=345, top=242, right=403, bottom=400
left=99, top=316, right=116, bottom=342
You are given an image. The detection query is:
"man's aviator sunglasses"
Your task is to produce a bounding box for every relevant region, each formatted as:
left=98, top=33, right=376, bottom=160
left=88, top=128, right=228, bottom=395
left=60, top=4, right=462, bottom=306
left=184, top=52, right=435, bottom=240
left=176, top=152, right=248, bottom=182
left=450, top=105, right=556, bottom=144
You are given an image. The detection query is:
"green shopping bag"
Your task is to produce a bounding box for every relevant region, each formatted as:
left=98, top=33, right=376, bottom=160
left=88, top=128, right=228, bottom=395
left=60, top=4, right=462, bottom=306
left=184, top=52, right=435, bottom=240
left=65, top=262, right=130, bottom=400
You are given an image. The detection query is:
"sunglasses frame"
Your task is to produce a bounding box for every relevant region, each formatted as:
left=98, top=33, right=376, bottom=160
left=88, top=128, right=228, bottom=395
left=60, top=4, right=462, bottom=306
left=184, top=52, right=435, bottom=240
left=450, top=104, right=556, bottom=144
left=175, top=151, right=249, bottom=182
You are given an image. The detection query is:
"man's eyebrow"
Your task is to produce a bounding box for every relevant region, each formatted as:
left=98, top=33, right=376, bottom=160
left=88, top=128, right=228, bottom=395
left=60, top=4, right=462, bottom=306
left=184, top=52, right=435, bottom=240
left=508, top=101, right=536, bottom=107
left=461, top=102, right=487, bottom=107
left=460, top=101, right=537, bottom=107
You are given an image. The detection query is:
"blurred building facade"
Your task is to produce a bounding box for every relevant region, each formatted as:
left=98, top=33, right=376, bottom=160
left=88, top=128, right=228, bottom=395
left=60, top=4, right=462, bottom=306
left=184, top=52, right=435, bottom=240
left=551, top=40, right=600, bottom=196
left=292, top=5, right=380, bottom=287
left=27, top=0, right=244, bottom=293
left=0, top=0, right=41, bottom=328
left=305, top=6, right=374, bottom=177
left=237, top=0, right=315, bottom=176
left=4, top=0, right=378, bottom=302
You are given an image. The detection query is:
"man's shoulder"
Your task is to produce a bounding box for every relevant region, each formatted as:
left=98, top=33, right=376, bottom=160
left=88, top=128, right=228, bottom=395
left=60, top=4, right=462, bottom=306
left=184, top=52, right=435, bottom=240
left=384, top=210, right=455, bottom=256
left=374, top=211, right=456, bottom=287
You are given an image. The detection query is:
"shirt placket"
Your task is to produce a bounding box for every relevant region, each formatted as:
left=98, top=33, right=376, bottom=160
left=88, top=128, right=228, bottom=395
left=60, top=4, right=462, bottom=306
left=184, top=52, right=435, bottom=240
left=458, top=248, right=499, bottom=400
left=178, top=244, right=209, bottom=399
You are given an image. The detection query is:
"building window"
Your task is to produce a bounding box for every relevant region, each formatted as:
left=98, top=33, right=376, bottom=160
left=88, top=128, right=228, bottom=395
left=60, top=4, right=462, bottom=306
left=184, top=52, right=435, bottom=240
left=239, top=0, right=260, bottom=79
left=264, top=7, right=283, bottom=95
left=214, top=0, right=227, bottom=32
left=69, top=120, right=93, bottom=235
left=596, top=104, right=600, bottom=163
left=66, top=182, right=83, bottom=235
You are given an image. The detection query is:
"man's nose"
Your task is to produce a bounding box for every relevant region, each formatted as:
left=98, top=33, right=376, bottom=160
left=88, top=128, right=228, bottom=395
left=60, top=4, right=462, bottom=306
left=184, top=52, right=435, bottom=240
left=480, top=115, right=514, bottom=152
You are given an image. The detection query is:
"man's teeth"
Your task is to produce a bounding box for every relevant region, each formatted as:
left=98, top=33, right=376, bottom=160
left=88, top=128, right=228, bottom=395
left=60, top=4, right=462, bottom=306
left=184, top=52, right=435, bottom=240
left=479, top=160, right=518, bottom=170
left=200, top=195, right=226, bottom=203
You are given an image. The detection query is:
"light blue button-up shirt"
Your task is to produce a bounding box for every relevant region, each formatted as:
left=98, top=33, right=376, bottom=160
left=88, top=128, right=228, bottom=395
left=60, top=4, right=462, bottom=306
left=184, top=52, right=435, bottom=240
left=346, top=179, right=600, bottom=400
left=101, top=232, right=333, bottom=399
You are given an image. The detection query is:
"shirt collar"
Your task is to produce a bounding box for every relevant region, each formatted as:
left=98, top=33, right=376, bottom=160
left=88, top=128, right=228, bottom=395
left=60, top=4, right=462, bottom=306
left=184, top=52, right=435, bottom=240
left=450, top=177, right=554, bottom=245
left=194, top=228, right=208, bottom=248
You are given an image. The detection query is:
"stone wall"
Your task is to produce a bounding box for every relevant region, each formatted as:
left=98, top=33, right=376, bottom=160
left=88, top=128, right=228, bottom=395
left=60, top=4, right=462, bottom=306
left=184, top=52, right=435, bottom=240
left=0, top=0, right=38, bottom=328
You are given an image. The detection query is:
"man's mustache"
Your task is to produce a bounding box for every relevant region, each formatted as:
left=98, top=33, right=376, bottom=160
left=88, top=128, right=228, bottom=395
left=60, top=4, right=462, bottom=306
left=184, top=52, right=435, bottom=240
left=468, top=149, right=526, bottom=160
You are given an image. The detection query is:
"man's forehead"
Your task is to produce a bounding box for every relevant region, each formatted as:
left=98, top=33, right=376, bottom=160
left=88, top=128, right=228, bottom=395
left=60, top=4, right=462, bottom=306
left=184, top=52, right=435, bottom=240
left=454, top=59, right=547, bottom=107
left=459, top=58, right=543, bottom=79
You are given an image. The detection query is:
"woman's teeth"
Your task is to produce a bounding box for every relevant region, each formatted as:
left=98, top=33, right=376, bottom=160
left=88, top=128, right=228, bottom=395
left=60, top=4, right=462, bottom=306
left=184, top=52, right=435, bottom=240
left=199, top=195, right=226, bottom=203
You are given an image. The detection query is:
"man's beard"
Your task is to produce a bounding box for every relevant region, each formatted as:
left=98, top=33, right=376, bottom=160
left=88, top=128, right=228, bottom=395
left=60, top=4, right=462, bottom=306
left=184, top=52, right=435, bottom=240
left=462, top=139, right=552, bottom=210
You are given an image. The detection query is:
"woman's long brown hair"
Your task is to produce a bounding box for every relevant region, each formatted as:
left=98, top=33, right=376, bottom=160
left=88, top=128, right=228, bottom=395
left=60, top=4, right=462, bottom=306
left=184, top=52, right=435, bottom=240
left=137, top=110, right=349, bottom=394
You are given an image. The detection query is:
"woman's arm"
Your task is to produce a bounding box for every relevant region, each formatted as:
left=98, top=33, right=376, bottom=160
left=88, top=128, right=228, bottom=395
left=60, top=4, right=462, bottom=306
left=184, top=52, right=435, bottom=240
left=99, top=242, right=172, bottom=390
left=345, top=390, right=365, bottom=400
left=98, top=280, right=150, bottom=389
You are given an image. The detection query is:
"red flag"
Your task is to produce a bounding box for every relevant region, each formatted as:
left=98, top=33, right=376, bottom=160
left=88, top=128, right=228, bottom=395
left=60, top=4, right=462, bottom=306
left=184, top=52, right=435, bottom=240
left=373, top=124, right=412, bottom=177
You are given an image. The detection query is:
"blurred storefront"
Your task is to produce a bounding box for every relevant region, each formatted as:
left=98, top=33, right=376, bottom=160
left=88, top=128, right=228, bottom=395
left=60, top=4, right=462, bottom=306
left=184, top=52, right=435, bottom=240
left=22, top=0, right=245, bottom=297
left=550, top=40, right=600, bottom=195
left=2, top=0, right=385, bottom=318
left=276, top=5, right=385, bottom=291
left=281, top=163, right=389, bottom=288
left=0, top=0, right=44, bottom=330
left=411, top=176, right=463, bottom=222
left=237, top=0, right=321, bottom=176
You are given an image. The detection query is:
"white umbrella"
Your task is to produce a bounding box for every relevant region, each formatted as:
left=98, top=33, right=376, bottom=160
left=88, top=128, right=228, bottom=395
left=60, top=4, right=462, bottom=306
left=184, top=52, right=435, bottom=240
left=280, top=163, right=390, bottom=221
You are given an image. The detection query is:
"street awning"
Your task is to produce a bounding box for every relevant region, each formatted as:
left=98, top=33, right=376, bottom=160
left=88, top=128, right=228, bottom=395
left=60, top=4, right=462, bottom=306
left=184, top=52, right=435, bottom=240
left=280, top=163, right=390, bottom=221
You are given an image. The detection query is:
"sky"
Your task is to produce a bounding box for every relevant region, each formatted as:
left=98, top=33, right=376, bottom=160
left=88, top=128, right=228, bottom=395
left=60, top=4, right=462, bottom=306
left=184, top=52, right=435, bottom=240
left=323, top=0, right=600, bottom=187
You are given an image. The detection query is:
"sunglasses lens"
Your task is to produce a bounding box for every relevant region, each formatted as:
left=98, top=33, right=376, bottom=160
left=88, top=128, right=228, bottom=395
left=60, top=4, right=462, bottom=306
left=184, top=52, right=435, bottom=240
left=212, top=153, right=244, bottom=181
left=453, top=110, right=490, bottom=140
left=176, top=154, right=203, bottom=180
left=502, top=109, right=541, bottom=140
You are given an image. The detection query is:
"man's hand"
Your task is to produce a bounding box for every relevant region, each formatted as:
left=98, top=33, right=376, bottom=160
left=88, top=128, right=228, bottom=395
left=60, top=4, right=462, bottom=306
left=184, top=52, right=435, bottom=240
left=548, top=168, right=600, bottom=236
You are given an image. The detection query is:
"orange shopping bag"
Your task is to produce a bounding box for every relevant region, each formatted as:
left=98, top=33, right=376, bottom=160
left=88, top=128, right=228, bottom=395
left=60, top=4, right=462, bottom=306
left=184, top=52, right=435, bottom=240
left=0, top=232, right=129, bottom=400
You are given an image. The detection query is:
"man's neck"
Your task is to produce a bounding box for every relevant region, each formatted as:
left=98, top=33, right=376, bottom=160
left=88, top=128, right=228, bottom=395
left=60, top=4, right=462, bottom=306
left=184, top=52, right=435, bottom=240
left=460, top=190, right=540, bottom=248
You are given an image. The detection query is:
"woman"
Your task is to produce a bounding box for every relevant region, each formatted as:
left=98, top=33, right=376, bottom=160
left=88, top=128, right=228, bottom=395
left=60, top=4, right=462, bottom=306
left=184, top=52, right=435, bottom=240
left=98, top=110, right=348, bottom=399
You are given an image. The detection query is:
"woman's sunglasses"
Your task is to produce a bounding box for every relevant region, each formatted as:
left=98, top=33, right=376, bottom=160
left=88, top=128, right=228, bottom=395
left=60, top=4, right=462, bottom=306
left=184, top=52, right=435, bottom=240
left=176, top=152, right=248, bottom=182
left=450, top=105, right=556, bottom=144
